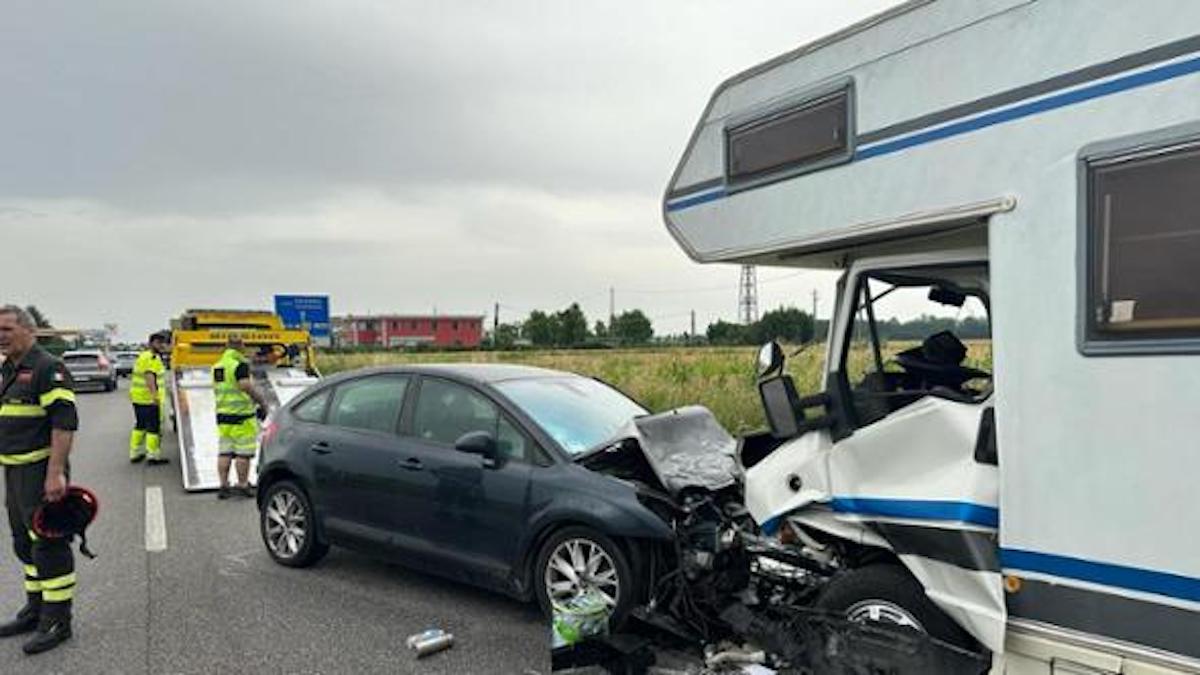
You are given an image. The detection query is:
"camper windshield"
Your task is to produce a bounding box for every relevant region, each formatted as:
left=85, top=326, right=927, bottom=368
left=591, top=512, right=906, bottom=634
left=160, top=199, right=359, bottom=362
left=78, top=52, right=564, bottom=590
left=841, top=266, right=991, bottom=428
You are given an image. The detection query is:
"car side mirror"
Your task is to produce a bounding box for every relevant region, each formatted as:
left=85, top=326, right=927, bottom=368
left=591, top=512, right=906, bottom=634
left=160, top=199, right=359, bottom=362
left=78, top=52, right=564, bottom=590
left=455, top=431, right=498, bottom=461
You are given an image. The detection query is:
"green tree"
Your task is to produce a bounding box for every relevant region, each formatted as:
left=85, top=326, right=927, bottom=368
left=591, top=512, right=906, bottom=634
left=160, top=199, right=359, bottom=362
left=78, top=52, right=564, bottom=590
left=523, top=311, right=559, bottom=347
left=493, top=323, right=521, bottom=349
left=751, top=307, right=814, bottom=344
left=555, top=303, right=590, bottom=346
left=26, top=304, right=69, bottom=353
left=593, top=320, right=607, bottom=338
left=610, top=310, right=653, bottom=345
left=706, top=320, right=749, bottom=345
left=25, top=305, right=51, bottom=328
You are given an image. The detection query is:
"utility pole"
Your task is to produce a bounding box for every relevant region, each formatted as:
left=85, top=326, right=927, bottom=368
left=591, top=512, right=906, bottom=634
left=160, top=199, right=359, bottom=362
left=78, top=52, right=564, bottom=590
left=494, top=302, right=500, bottom=335
left=609, top=287, right=615, bottom=327
left=690, top=310, right=696, bottom=345
left=738, top=265, right=759, bottom=324
left=811, top=289, right=819, bottom=321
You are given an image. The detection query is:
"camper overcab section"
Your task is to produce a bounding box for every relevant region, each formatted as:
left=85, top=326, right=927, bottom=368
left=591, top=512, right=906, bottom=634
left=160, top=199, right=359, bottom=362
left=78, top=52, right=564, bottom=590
left=663, top=1, right=1200, bottom=673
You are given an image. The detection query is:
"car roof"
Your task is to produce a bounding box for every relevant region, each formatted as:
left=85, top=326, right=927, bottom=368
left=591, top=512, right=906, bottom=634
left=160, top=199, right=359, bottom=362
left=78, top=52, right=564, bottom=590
left=327, top=362, right=579, bottom=385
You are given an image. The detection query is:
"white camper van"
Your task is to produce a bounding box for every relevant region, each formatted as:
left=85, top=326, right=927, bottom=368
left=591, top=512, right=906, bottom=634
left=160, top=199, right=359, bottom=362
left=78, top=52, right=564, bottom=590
left=663, top=1, right=1200, bottom=673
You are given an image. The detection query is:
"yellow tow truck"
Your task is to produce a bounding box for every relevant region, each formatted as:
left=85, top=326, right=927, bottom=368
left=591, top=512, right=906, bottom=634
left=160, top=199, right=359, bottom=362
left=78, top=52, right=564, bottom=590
left=168, top=309, right=320, bottom=491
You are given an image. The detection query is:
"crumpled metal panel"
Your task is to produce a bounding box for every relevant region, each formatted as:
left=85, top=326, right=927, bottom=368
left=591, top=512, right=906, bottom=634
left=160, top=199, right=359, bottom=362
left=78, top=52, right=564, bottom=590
left=623, top=405, right=741, bottom=496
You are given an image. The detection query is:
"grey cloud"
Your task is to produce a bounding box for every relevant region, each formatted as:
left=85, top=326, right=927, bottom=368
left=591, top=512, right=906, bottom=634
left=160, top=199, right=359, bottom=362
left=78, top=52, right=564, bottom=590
left=2, top=1, right=900, bottom=339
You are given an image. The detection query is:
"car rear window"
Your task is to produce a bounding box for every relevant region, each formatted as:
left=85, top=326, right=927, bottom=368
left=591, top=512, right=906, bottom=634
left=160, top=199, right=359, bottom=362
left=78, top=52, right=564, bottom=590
left=63, top=355, right=100, bottom=366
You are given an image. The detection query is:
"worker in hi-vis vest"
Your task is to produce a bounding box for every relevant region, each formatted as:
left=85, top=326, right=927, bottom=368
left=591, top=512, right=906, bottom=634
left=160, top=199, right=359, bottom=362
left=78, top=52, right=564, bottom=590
left=129, top=332, right=170, bottom=465
left=212, top=335, right=269, bottom=499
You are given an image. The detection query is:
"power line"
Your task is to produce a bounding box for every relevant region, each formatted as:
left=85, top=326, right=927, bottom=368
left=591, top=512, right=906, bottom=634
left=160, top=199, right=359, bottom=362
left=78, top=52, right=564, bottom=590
left=621, top=270, right=807, bottom=295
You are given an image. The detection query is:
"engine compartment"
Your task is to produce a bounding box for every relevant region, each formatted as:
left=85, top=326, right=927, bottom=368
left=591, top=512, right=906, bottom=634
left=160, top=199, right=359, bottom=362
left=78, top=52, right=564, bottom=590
left=570, top=406, right=990, bottom=674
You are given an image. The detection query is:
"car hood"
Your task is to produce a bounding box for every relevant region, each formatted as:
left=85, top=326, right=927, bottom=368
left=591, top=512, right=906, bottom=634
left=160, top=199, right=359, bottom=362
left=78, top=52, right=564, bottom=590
left=578, top=405, right=741, bottom=497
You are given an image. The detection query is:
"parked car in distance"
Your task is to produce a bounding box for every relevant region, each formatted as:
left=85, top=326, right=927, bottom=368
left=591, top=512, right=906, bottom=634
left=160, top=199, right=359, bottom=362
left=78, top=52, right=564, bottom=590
left=112, top=351, right=139, bottom=378
left=255, top=363, right=674, bottom=621
left=62, top=350, right=118, bottom=392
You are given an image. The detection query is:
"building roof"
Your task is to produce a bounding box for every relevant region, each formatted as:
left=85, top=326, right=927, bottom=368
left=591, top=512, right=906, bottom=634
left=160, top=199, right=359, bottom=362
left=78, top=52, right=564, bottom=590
left=335, top=314, right=485, bottom=321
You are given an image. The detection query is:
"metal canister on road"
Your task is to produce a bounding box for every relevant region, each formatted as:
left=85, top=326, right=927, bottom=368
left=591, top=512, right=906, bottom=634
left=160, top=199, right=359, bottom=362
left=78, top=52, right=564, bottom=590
left=407, top=628, right=454, bottom=658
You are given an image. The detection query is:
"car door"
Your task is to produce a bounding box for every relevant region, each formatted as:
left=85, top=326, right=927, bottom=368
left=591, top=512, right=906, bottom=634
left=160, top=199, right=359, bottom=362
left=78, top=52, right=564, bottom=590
left=308, top=374, right=411, bottom=545
left=397, top=376, right=535, bottom=585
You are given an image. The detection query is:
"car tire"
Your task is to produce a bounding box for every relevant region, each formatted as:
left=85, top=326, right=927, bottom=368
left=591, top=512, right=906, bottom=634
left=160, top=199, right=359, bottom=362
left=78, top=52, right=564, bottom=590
left=534, top=525, right=637, bottom=628
left=259, top=480, right=329, bottom=568
left=815, top=563, right=977, bottom=650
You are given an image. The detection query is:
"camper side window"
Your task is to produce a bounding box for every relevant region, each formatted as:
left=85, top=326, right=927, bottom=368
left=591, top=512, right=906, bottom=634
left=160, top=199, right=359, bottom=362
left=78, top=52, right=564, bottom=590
left=1084, top=140, right=1200, bottom=352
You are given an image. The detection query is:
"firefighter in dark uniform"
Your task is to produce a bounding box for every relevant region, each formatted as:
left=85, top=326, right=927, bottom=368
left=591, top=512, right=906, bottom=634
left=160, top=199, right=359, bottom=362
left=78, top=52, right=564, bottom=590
left=0, top=305, right=78, bottom=654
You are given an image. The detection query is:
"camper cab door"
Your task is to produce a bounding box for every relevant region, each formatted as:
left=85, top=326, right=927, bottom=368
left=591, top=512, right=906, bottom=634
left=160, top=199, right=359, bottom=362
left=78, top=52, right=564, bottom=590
left=826, top=251, right=1005, bottom=651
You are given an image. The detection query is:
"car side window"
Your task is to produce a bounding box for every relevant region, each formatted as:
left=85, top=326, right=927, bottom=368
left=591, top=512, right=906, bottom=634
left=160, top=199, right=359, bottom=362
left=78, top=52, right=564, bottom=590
left=328, top=375, right=409, bottom=434
left=292, top=388, right=331, bottom=424
left=497, top=415, right=528, bottom=462
left=412, top=379, right=498, bottom=447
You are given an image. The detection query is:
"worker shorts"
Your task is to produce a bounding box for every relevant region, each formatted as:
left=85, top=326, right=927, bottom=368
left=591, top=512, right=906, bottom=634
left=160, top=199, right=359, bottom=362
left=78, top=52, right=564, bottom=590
left=132, top=403, right=161, bottom=435
left=217, top=418, right=258, bottom=458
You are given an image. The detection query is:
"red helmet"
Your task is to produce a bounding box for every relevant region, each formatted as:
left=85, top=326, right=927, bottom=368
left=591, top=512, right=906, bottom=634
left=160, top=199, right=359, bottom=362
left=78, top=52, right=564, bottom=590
left=32, top=486, right=99, bottom=559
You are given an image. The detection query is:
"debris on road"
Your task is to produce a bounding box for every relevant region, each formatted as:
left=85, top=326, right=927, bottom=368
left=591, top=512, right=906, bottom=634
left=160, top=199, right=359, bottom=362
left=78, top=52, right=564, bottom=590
left=406, top=628, right=455, bottom=658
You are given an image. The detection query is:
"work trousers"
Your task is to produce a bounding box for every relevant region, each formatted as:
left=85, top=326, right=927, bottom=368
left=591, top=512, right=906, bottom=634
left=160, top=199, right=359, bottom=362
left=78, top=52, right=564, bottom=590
left=130, top=403, right=162, bottom=460
left=4, top=460, right=74, bottom=621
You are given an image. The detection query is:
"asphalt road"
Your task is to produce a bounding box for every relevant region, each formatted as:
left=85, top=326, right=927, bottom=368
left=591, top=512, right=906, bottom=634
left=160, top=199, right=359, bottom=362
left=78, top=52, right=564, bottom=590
left=0, top=380, right=548, bottom=674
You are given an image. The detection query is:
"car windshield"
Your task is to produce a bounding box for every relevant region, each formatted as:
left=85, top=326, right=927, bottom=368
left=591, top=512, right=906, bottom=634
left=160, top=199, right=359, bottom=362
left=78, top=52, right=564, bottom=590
left=495, top=377, right=647, bottom=456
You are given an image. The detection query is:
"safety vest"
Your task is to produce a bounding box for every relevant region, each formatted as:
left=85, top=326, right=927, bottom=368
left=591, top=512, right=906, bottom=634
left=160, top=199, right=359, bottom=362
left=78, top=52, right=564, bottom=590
left=129, top=350, right=164, bottom=405
left=212, top=349, right=255, bottom=419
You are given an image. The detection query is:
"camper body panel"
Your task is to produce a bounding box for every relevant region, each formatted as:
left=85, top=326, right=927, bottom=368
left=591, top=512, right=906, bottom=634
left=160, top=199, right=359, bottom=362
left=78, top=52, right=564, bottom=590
left=664, top=0, right=1200, bottom=669
left=666, top=0, right=1200, bottom=265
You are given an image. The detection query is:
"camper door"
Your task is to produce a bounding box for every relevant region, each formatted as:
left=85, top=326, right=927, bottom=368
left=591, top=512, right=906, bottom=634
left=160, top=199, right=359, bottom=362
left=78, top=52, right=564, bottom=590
left=826, top=254, right=1005, bottom=651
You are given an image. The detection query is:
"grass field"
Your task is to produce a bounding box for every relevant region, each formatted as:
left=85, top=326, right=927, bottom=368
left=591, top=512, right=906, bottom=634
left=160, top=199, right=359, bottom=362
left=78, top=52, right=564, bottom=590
left=317, top=341, right=992, bottom=433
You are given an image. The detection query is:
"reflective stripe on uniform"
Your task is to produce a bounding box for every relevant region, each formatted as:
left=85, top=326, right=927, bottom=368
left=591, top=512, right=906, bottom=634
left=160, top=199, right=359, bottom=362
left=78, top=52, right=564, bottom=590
left=42, top=587, right=74, bottom=602
left=0, top=404, right=46, bottom=418
left=23, top=564, right=41, bottom=592
left=0, top=448, right=52, bottom=465
left=27, top=529, right=39, bottom=542
left=41, top=573, right=75, bottom=602
left=39, top=388, right=75, bottom=408
left=41, top=573, right=75, bottom=590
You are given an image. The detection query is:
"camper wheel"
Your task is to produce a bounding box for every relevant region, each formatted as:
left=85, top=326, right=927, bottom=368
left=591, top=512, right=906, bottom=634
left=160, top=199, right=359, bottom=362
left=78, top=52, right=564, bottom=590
left=815, top=563, right=976, bottom=650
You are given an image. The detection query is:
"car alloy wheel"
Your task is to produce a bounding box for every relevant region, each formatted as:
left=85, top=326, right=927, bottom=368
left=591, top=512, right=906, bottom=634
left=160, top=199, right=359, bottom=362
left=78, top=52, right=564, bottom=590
left=544, top=537, right=621, bottom=610
left=264, top=489, right=308, bottom=560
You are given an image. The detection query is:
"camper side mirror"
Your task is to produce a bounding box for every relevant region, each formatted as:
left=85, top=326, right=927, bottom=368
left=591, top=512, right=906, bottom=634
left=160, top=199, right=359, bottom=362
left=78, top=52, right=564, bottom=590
left=455, top=431, right=499, bottom=463
left=760, top=375, right=804, bottom=438
left=757, top=341, right=785, bottom=379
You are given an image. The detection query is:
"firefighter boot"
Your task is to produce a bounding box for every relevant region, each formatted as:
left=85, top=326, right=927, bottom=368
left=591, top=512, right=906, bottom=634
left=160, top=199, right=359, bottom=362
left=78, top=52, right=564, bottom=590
left=0, top=600, right=40, bottom=637
left=22, top=615, right=71, bottom=654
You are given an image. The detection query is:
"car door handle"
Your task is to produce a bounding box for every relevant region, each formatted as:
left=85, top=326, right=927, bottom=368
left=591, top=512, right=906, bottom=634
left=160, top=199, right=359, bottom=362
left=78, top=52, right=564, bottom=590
left=399, top=457, right=423, bottom=471
left=309, top=441, right=332, bottom=455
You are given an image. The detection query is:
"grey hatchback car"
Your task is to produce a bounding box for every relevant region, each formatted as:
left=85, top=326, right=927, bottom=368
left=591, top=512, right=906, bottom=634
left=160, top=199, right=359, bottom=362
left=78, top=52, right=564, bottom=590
left=61, top=350, right=118, bottom=392
left=255, top=364, right=678, bottom=619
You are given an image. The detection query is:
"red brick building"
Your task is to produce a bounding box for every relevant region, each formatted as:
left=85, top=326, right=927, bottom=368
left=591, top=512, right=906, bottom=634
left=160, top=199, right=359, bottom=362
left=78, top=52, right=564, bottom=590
left=333, top=315, right=485, bottom=349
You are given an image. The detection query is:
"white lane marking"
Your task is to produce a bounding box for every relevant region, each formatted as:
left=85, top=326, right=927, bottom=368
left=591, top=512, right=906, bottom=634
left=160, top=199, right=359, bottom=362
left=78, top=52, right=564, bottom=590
left=145, top=486, right=168, bottom=552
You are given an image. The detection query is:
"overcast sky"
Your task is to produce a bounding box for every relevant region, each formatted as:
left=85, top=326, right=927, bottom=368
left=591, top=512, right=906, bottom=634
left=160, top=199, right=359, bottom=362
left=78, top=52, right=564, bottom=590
left=2, top=0, right=902, bottom=342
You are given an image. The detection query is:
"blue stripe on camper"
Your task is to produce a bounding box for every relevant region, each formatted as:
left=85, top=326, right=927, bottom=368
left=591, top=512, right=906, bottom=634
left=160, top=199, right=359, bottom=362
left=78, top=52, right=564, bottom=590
left=1002, top=548, right=1200, bottom=604
left=665, top=186, right=726, bottom=212
left=758, top=498, right=999, bottom=534
left=666, top=52, right=1200, bottom=212
left=855, top=54, right=1200, bottom=161
left=831, top=497, right=1000, bottom=528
